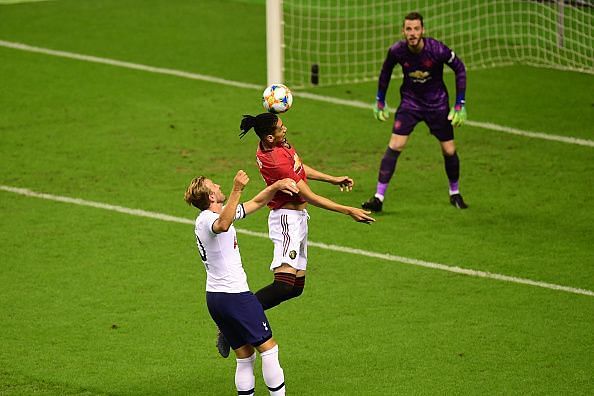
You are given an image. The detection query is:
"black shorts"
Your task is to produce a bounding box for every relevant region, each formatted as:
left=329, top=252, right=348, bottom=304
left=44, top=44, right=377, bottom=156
left=392, top=107, right=454, bottom=142
left=206, top=291, right=272, bottom=350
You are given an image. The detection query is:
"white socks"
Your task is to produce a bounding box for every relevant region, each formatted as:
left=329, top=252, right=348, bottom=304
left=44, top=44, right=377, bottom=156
left=235, top=352, right=256, bottom=395
left=261, top=345, right=286, bottom=395
left=234, top=346, right=285, bottom=395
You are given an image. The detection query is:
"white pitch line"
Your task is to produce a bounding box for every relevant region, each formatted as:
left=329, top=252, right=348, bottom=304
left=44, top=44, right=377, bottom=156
left=2, top=184, right=593, bottom=298
left=465, top=120, right=594, bottom=147
left=0, top=39, right=592, bottom=148
left=0, top=0, right=53, bottom=4
left=0, top=40, right=261, bottom=90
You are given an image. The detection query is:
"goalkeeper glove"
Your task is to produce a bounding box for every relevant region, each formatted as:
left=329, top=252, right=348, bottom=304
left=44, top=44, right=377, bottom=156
left=448, top=103, right=467, bottom=127
left=373, top=101, right=389, bottom=122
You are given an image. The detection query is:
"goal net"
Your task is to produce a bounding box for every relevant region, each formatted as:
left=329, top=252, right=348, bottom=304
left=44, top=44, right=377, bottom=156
left=277, top=0, right=593, bottom=87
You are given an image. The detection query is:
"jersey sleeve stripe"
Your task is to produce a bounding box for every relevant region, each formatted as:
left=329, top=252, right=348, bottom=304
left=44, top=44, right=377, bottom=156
left=448, top=51, right=456, bottom=63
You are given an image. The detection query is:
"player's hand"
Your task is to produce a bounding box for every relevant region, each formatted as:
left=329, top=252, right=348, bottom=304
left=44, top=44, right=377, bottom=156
left=348, top=207, right=375, bottom=224
left=232, top=170, right=249, bottom=191
left=373, top=101, right=389, bottom=122
left=448, top=104, right=467, bottom=127
left=275, top=178, right=299, bottom=196
left=333, top=176, right=354, bottom=192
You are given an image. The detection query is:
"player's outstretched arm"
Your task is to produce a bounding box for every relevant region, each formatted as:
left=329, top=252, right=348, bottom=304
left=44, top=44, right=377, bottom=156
left=303, top=164, right=354, bottom=191
left=212, top=170, right=249, bottom=233
left=297, top=180, right=374, bottom=224
left=243, top=178, right=300, bottom=215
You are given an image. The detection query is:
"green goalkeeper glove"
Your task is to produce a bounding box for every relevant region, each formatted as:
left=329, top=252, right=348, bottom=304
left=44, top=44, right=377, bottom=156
left=448, top=103, right=467, bottom=127
left=373, top=101, right=390, bottom=122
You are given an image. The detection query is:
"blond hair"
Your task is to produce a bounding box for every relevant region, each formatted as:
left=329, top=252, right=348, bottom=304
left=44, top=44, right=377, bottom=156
left=184, top=176, right=211, bottom=210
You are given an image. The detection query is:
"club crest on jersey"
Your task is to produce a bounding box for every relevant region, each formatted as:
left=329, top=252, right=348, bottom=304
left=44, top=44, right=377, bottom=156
left=408, top=70, right=431, bottom=83
left=422, top=59, right=434, bottom=68
left=289, top=250, right=297, bottom=259
left=293, top=153, right=302, bottom=173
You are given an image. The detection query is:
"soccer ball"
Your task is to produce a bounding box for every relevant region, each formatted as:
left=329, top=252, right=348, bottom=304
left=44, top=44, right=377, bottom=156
left=262, top=83, right=293, bottom=114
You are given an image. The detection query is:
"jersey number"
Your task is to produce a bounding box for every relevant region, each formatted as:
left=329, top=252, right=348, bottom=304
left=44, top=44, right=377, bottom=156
left=196, top=235, right=208, bottom=269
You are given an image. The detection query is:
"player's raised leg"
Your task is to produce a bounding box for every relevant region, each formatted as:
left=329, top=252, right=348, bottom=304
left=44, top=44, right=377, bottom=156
left=256, top=209, right=308, bottom=309
left=255, top=265, right=298, bottom=310
left=216, top=327, right=231, bottom=358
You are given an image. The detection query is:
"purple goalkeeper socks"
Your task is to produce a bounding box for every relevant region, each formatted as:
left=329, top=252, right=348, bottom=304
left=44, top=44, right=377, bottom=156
left=375, top=147, right=401, bottom=199
left=376, top=182, right=388, bottom=198
left=449, top=180, right=459, bottom=195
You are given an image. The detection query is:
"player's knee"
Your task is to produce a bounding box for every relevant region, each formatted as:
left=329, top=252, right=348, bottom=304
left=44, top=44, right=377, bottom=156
left=388, top=134, right=408, bottom=151
left=290, top=286, right=304, bottom=299
left=389, top=142, right=406, bottom=152
left=273, top=281, right=294, bottom=300
left=255, top=272, right=297, bottom=310
left=440, top=141, right=456, bottom=156
left=290, top=276, right=306, bottom=299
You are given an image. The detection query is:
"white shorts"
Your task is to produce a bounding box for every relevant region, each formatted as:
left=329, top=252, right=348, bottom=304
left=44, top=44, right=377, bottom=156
left=268, top=208, right=309, bottom=271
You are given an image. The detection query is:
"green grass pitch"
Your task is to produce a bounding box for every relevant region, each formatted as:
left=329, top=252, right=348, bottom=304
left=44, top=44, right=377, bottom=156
left=0, top=0, right=593, bottom=394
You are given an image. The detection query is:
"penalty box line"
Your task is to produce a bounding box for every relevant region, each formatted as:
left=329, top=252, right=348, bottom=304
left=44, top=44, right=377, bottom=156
left=0, top=39, right=592, bottom=148
left=1, top=184, right=593, bottom=298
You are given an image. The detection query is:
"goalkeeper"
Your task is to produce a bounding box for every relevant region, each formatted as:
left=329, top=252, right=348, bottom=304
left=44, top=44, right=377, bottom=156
left=362, top=11, right=468, bottom=211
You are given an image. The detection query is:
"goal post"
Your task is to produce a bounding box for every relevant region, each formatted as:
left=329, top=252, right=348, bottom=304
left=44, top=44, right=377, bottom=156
left=266, top=0, right=284, bottom=85
left=269, top=0, right=593, bottom=88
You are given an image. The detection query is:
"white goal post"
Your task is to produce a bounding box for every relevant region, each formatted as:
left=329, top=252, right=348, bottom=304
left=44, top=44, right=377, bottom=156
left=267, top=0, right=593, bottom=88
left=266, top=0, right=284, bottom=85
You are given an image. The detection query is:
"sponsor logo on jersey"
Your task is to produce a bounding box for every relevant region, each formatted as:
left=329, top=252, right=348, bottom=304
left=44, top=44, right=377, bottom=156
left=408, top=70, right=431, bottom=83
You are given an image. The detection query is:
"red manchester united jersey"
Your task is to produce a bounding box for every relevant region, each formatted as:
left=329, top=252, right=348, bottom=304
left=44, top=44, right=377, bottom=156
left=256, top=141, right=307, bottom=209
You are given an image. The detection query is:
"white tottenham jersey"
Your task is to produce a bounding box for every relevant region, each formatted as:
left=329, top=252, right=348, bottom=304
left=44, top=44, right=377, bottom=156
left=194, top=204, right=248, bottom=293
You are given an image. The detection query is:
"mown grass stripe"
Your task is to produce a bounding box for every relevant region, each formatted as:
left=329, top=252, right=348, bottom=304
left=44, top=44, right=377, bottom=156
left=2, top=184, right=592, bottom=297
left=0, top=39, right=592, bottom=148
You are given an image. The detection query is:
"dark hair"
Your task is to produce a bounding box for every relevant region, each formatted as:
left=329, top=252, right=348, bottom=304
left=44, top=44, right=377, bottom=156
left=404, top=12, right=423, bottom=27
left=239, top=113, right=278, bottom=140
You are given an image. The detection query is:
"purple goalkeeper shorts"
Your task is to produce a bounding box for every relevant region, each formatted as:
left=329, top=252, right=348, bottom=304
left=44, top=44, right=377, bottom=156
left=393, top=107, right=454, bottom=142
left=206, top=291, right=272, bottom=350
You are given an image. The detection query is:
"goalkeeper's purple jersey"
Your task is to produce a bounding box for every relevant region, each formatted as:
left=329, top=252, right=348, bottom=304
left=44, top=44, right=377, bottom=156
left=377, top=37, right=466, bottom=111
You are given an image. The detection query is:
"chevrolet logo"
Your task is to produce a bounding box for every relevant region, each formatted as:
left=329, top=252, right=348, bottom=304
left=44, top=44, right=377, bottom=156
left=408, top=70, right=430, bottom=79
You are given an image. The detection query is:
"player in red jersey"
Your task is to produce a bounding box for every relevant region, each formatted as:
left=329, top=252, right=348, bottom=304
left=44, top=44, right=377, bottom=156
left=239, top=112, right=374, bottom=312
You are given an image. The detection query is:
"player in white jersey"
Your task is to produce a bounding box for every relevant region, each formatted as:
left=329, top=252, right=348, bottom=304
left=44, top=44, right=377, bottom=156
left=184, top=170, right=298, bottom=396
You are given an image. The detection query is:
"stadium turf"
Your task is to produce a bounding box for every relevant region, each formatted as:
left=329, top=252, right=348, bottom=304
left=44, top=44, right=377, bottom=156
left=0, top=0, right=593, bottom=394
